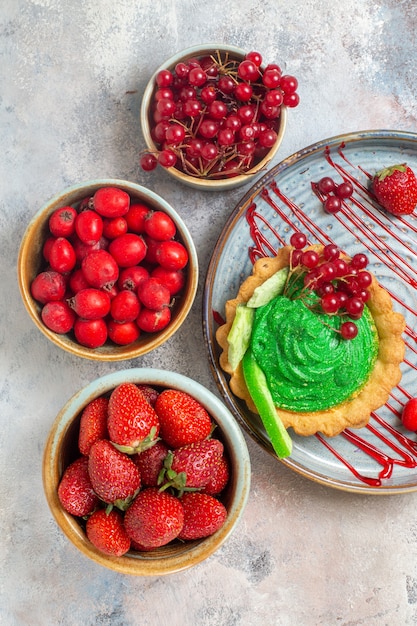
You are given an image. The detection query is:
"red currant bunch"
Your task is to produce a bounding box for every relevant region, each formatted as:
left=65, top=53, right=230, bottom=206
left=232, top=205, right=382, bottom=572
left=140, top=49, right=299, bottom=180
left=287, top=233, right=372, bottom=339
left=315, top=176, right=354, bottom=214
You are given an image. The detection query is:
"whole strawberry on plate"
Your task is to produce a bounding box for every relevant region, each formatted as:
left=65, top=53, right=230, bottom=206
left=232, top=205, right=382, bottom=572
left=372, top=163, right=417, bottom=216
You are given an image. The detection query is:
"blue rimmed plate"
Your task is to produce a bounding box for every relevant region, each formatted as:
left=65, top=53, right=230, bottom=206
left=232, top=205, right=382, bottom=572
left=203, top=129, right=417, bottom=494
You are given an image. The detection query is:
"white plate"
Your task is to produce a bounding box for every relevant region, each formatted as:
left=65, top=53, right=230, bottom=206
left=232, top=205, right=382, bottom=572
left=204, top=129, right=417, bottom=494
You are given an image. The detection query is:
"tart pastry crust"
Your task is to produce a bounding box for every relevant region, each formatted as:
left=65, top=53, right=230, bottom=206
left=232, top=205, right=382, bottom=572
left=216, top=245, right=406, bottom=437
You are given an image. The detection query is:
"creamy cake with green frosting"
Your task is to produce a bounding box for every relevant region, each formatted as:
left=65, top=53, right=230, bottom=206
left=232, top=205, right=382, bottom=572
left=216, top=245, right=406, bottom=437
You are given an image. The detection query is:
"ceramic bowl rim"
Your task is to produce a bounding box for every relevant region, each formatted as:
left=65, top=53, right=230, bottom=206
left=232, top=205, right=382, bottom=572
left=42, top=367, right=251, bottom=575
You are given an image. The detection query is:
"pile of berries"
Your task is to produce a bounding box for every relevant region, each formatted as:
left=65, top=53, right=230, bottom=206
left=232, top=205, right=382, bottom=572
left=315, top=176, right=354, bottom=214
left=140, top=49, right=299, bottom=180
left=288, top=232, right=372, bottom=340
left=30, top=187, right=189, bottom=348
left=58, top=382, right=230, bottom=556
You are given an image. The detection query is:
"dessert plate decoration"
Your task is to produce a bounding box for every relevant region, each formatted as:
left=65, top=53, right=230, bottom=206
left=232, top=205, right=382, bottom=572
left=204, top=129, right=417, bottom=494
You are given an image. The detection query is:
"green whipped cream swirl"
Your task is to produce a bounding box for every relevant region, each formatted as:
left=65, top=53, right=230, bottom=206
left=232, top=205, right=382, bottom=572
left=250, top=294, right=378, bottom=412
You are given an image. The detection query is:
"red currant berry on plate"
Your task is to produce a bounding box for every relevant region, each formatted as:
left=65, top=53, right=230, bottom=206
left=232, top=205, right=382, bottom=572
left=345, top=296, right=364, bottom=318
left=340, top=321, right=358, bottom=340
left=317, top=177, right=336, bottom=195
left=335, top=181, right=354, bottom=199
left=290, top=231, right=307, bottom=249
left=323, top=196, right=342, bottom=214
left=321, top=293, right=340, bottom=314
left=401, top=398, right=417, bottom=432
left=301, top=249, right=320, bottom=269
left=350, top=253, right=368, bottom=270
left=323, top=243, right=340, bottom=260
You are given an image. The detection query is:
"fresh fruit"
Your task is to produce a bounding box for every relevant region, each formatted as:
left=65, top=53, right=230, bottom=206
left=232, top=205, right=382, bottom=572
left=58, top=456, right=99, bottom=517
left=86, top=508, right=131, bottom=556
left=107, top=382, right=160, bottom=453
left=30, top=270, right=67, bottom=304
left=134, top=440, right=169, bottom=487
left=155, top=389, right=212, bottom=447
left=88, top=439, right=141, bottom=509
left=372, top=163, right=417, bottom=216
left=41, top=300, right=75, bottom=334
left=316, top=175, right=353, bottom=214
left=56, top=383, right=231, bottom=557
left=137, top=277, right=171, bottom=311
left=140, top=49, right=299, bottom=180
left=29, top=187, right=190, bottom=349
left=400, top=398, right=417, bottom=431
left=160, top=439, right=224, bottom=491
left=123, top=487, right=184, bottom=549
left=178, top=492, right=227, bottom=540
left=78, top=396, right=109, bottom=455
left=202, top=455, right=230, bottom=495
left=93, top=187, right=130, bottom=218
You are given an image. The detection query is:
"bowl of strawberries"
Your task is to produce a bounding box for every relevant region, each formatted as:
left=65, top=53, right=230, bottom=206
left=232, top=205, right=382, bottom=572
left=18, top=179, right=198, bottom=360
left=42, top=368, right=251, bottom=575
left=139, top=44, right=300, bottom=190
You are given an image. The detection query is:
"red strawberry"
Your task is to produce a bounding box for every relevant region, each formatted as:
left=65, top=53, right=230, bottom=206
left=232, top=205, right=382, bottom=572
left=133, top=440, right=169, bottom=486
left=58, top=456, right=99, bottom=517
left=372, top=163, right=417, bottom=216
left=88, top=439, right=141, bottom=509
left=78, top=396, right=109, bottom=455
left=107, top=382, right=160, bottom=454
left=136, top=384, right=160, bottom=407
left=178, top=492, right=227, bottom=540
left=124, top=487, right=184, bottom=549
left=154, top=389, right=212, bottom=448
left=160, top=439, right=224, bottom=493
left=86, top=508, right=131, bottom=556
left=202, top=454, right=230, bottom=495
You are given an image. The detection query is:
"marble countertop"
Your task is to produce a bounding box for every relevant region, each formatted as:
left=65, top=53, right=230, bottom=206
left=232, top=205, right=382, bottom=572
left=2, top=1, right=417, bottom=624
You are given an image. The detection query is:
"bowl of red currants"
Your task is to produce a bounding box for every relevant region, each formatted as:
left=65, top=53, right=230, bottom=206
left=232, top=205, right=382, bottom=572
left=140, top=44, right=300, bottom=190
left=18, top=180, right=198, bottom=360
left=42, top=367, right=251, bottom=575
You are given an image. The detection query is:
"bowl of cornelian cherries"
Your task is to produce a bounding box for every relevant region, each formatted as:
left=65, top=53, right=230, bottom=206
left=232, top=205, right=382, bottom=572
left=140, top=44, right=299, bottom=190
left=43, top=368, right=251, bottom=575
left=18, top=179, right=198, bottom=360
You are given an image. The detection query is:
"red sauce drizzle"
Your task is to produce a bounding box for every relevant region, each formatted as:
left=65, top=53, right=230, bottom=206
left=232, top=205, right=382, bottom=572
left=242, top=141, right=417, bottom=488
